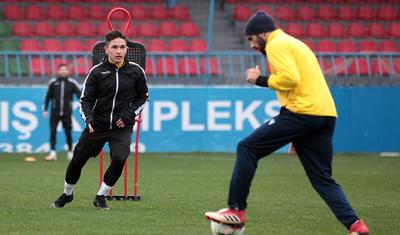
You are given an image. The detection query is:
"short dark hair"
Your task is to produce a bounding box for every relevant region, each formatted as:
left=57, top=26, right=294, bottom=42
left=105, top=30, right=127, bottom=45
left=57, top=63, right=68, bottom=69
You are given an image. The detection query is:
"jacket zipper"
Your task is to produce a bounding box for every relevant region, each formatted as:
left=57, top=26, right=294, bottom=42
left=60, top=80, right=64, bottom=116
left=110, top=69, right=119, bottom=129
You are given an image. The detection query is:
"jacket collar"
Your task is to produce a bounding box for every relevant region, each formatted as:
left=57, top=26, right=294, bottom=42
left=103, top=56, right=129, bottom=69
left=267, top=29, right=283, bottom=44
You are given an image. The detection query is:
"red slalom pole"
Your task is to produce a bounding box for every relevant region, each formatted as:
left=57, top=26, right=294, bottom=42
left=99, top=150, right=104, bottom=188
left=134, top=114, right=142, bottom=197
left=123, top=161, right=128, bottom=197
left=109, top=157, right=113, bottom=197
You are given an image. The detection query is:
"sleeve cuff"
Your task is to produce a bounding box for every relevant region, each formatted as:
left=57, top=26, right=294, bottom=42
left=255, top=75, right=269, bottom=87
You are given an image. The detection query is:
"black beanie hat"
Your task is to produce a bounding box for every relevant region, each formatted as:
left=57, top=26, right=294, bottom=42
left=245, top=11, right=277, bottom=36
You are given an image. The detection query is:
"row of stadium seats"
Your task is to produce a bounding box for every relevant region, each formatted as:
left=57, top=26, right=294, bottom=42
left=7, top=20, right=400, bottom=40
left=233, top=5, right=399, bottom=21
left=318, top=57, right=400, bottom=76
left=0, top=57, right=222, bottom=76
left=283, top=22, right=400, bottom=39
left=0, top=0, right=165, bottom=2
left=11, top=21, right=201, bottom=38
left=307, top=40, right=398, bottom=52
left=1, top=56, right=399, bottom=78
left=18, top=38, right=208, bottom=52
left=226, top=0, right=400, bottom=3
left=3, top=4, right=189, bottom=21
left=14, top=38, right=397, bottom=53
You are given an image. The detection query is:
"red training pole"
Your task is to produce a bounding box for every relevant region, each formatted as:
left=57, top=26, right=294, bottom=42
left=99, top=150, right=104, bottom=188
left=123, top=161, right=128, bottom=197
left=134, top=114, right=142, bottom=197
left=109, top=157, right=113, bottom=197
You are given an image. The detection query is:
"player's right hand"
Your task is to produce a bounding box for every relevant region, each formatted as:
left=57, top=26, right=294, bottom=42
left=43, top=111, right=48, bottom=118
left=88, top=123, right=94, bottom=133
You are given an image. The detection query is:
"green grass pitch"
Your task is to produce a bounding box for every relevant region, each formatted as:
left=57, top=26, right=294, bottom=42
left=0, top=153, right=399, bottom=234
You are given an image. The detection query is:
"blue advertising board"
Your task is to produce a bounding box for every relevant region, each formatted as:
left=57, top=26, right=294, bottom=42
left=0, top=86, right=399, bottom=153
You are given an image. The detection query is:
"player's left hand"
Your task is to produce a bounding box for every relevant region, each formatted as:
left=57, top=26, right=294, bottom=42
left=246, top=65, right=261, bottom=84
left=116, top=118, right=125, bottom=128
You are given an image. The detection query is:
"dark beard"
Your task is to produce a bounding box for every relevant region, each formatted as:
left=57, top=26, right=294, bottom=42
left=257, top=36, right=267, bottom=55
left=57, top=75, right=68, bottom=80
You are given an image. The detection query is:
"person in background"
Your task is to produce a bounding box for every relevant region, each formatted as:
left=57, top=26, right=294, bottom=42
left=43, top=63, right=81, bottom=161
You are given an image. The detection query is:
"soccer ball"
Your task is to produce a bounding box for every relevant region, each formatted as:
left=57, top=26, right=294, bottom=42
left=210, top=221, right=245, bottom=235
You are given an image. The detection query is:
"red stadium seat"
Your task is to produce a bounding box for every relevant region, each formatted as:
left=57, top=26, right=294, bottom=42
left=348, top=23, right=366, bottom=38
left=317, top=5, right=337, bottom=20
left=88, top=5, right=106, bottom=20
left=189, top=39, right=207, bottom=52
left=147, top=39, right=167, bottom=52
left=349, top=58, right=370, bottom=76
left=307, top=23, right=327, bottom=38
left=317, top=40, right=337, bottom=52
left=389, top=23, right=400, bottom=38
left=372, top=59, right=392, bottom=76
left=132, top=5, right=149, bottom=20
left=74, top=57, right=90, bottom=76
left=20, top=39, right=42, bottom=51
left=43, top=39, right=63, bottom=52
left=138, top=22, right=160, bottom=37
left=338, top=5, right=356, bottom=20
left=319, top=57, right=351, bottom=77
left=285, top=23, right=306, bottom=38
left=380, top=40, right=399, bottom=52
left=13, top=22, right=33, bottom=37
left=34, top=22, right=55, bottom=37
left=63, top=0, right=81, bottom=4
left=275, top=6, right=295, bottom=21
left=150, top=5, right=169, bottom=20
left=233, top=6, right=253, bottom=21
left=178, top=57, right=199, bottom=75
left=302, top=39, right=316, bottom=51
left=169, top=39, right=188, bottom=51
left=180, top=22, right=201, bottom=37
left=394, top=58, right=400, bottom=75
left=26, top=5, right=46, bottom=20
left=68, top=5, right=86, bottom=20
left=64, top=39, right=85, bottom=51
left=4, top=5, right=25, bottom=20
left=328, top=23, right=347, bottom=38
left=171, top=4, right=191, bottom=20
left=160, top=21, right=179, bottom=37
left=338, top=40, right=358, bottom=52
left=76, top=22, right=97, bottom=37
left=145, top=58, right=155, bottom=76
left=297, top=6, right=316, bottom=21
left=31, top=58, right=51, bottom=75
left=201, top=57, right=222, bottom=75
left=377, top=6, right=398, bottom=21
left=359, top=40, right=379, bottom=52
left=85, top=39, right=99, bottom=52
left=97, top=22, right=109, bottom=36
left=368, top=23, right=387, bottom=38
left=55, top=22, right=76, bottom=37
left=48, top=5, right=66, bottom=20
left=156, top=57, right=177, bottom=75
left=358, top=6, right=376, bottom=20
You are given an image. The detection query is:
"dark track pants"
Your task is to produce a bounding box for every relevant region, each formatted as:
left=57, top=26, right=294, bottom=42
left=65, top=127, right=133, bottom=187
left=50, top=114, right=72, bottom=151
left=228, top=107, right=358, bottom=228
